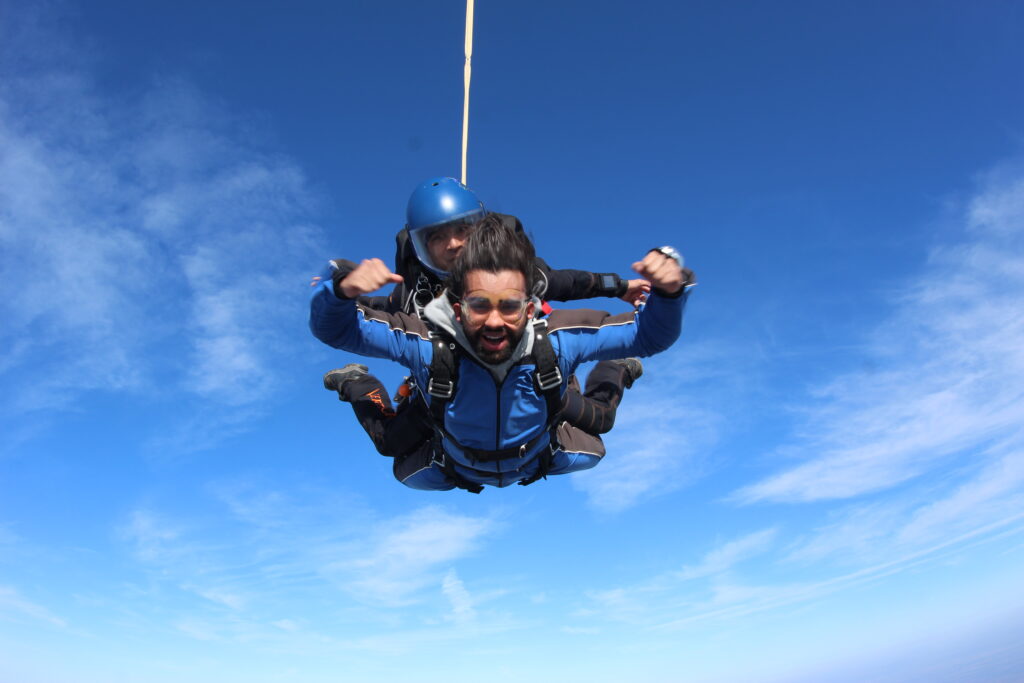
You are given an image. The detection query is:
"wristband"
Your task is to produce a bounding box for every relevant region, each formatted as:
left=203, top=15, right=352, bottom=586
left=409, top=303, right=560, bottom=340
left=595, top=273, right=627, bottom=298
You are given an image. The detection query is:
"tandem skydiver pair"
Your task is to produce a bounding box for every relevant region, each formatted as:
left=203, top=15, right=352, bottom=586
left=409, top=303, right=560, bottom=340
left=309, top=177, right=695, bottom=492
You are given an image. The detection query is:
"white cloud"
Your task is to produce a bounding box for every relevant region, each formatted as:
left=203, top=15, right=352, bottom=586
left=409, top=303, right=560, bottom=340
left=329, top=506, right=494, bottom=607
left=441, top=569, right=476, bottom=625
left=120, top=509, right=188, bottom=564
left=900, top=447, right=1024, bottom=543
left=573, top=342, right=731, bottom=512
left=781, top=499, right=911, bottom=567
left=0, top=18, right=326, bottom=444
left=578, top=528, right=778, bottom=628
left=579, top=512, right=1024, bottom=635
left=733, top=170, right=1024, bottom=504
left=676, top=528, right=778, bottom=580
left=184, top=585, right=248, bottom=611
left=0, top=585, right=67, bottom=628
left=569, top=167, right=1024, bottom=637
left=272, top=618, right=300, bottom=632
left=114, top=488, right=501, bottom=647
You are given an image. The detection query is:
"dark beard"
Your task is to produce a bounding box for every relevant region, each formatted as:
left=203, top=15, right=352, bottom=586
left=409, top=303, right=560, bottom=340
left=469, top=325, right=524, bottom=364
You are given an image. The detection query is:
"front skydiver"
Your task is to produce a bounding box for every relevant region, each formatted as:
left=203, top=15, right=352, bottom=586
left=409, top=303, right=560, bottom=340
left=309, top=216, right=694, bottom=491
left=315, top=178, right=654, bottom=462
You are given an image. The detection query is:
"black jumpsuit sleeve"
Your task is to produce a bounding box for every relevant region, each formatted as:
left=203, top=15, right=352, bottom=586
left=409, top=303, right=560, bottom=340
left=496, top=212, right=628, bottom=302
left=535, top=256, right=628, bottom=302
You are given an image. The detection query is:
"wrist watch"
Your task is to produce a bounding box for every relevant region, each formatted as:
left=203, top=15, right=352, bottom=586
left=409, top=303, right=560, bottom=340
left=653, top=246, right=683, bottom=268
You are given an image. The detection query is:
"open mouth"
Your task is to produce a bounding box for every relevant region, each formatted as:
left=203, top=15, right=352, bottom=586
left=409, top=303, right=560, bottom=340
left=479, top=330, right=508, bottom=353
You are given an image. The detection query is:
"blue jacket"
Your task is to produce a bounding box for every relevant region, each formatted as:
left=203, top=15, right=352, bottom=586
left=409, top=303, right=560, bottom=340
left=310, top=281, right=688, bottom=487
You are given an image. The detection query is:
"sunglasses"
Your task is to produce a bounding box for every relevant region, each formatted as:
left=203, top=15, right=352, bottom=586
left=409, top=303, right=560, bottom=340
left=461, top=295, right=529, bottom=320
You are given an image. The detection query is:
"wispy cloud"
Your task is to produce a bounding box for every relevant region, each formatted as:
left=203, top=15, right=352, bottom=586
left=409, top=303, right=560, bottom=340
left=329, top=506, right=495, bottom=607
left=120, top=509, right=187, bottom=564
left=109, top=481, right=503, bottom=650
left=675, top=528, right=778, bottom=580
left=575, top=511, right=1024, bottom=635
left=441, top=569, right=477, bottom=625
left=0, top=13, right=326, bottom=449
left=734, top=170, right=1024, bottom=504
left=0, top=585, right=67, bottom=628
left=654, top=513, right=1024, bottom=632
left=568, top=166, right=1024, bottom=644
left=579, top=528, right=777, bottom=627
left=573, top=341, right=736, bottom=512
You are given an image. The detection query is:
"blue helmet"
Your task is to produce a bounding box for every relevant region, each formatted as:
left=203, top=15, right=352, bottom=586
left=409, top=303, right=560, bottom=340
left=406, top=177, right=486, bottom=276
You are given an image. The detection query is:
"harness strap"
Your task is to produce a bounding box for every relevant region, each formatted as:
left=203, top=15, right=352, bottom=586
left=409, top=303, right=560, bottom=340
left=423, top=319, right=565, bottom=490
left=530, top=319, right=562, bottom=422
left=427, top=333, right=458, bottom=428
left=430, top=436, right=484, bottom=494
left=431, top=434, right=554, bottom=491
left=517, top=444, right=555, bottom=487
left=518, top=321, right=562, bottom=486
left=449, top=426, right=551, bottom=464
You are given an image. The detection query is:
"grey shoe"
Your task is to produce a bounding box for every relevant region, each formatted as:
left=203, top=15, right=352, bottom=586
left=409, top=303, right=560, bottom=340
left=612, top=358, right=643, bottom=389
left=323, top=364, right=369, bottom=400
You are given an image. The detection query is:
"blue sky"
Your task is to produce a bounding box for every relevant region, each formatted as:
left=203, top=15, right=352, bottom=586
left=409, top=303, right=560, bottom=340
left=2, top=1, right=1023, bottom=681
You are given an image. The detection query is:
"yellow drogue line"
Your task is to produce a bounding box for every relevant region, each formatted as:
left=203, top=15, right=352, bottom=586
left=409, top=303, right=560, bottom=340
left=461, top=0, right=474, bottom=186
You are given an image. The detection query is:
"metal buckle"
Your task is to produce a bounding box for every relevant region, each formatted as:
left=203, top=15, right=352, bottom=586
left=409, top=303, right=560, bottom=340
left=427, top=377, right=454, bottom=399
left=535, top=366, right=562, bottom=392
left=432, top=444, right=450, bottom=469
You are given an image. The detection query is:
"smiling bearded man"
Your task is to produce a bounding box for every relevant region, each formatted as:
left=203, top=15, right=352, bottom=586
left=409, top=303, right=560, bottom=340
left=310, top=214, right=694, bottom=492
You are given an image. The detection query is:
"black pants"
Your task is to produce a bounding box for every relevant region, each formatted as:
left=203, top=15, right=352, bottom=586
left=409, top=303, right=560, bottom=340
left=341, top=360, right=631, bottom=457
left=557, top=360, right=630, bottom=435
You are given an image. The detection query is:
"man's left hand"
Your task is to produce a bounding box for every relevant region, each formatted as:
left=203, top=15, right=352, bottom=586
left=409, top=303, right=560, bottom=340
left=620, top=278, right=651, bottom=307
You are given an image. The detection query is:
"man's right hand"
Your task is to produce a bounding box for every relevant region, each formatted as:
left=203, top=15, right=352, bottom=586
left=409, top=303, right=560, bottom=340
left=339, top=258, right=403, bottom=298
left=632, top=250, right=686, bottom=295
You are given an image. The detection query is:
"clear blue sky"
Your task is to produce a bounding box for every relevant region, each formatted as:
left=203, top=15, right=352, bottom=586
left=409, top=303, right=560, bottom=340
left=2, top=1, right=1024, bottom=681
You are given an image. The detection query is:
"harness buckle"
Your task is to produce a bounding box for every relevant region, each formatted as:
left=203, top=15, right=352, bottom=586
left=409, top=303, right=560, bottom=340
left=535, top=365, right=563, bottom=392
left=427, top=377, right=454, bottom=399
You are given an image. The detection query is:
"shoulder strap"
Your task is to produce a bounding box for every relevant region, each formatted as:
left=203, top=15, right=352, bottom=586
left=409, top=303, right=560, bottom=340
left=530, top=319, right=563, bottom=424
left=427, top=331, right=458, bottom=427
left=515, top=319, right=564, bottom=487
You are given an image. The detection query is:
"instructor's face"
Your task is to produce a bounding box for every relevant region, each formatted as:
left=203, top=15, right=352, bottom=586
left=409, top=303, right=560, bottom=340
left=427, top=222, right=473, bottom=272
left=454, top=269, right=534, bottom=364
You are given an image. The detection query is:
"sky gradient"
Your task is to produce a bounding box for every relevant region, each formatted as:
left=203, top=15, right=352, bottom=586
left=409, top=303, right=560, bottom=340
left=2, top=2, right=1024, bottom=681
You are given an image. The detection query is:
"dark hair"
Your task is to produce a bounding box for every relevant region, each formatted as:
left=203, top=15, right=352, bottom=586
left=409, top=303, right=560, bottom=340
left=448, top=213, right=536, bottom=297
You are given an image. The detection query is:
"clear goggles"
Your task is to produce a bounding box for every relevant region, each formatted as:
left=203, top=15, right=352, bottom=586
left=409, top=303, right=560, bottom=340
left=461, top=293, right=529, bottom=321
left=408, top=213, right=484, bottom=276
